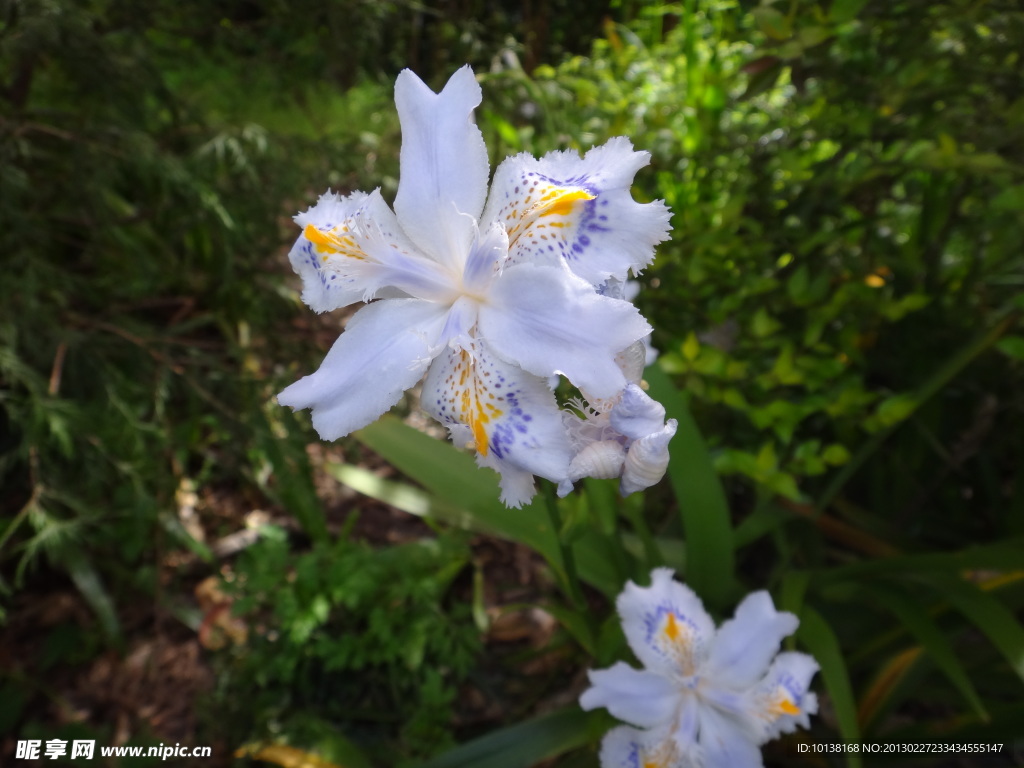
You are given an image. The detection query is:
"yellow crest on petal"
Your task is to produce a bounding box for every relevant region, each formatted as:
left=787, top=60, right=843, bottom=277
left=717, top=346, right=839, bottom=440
left=437, top=348, right=505, bottom=456
left=503, top=184, right=594, bottom=247
left=304, top=223, right=367, bottom=261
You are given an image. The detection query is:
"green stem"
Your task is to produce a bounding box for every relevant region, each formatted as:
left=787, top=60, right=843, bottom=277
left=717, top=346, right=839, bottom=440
left=541, top=483, right=587, bottom=613
left=623, top=501, right=663, bottom=570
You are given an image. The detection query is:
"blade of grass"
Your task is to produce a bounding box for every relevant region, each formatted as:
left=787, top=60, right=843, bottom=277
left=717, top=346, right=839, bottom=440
left=258, top=408, right=328, bottom=543
left=856, top=647, right=923, bottom=730
left=931, top=574, right=1024, bottom=685
left=64, top=549, right=121, bottom=645
left=645, top=364, right=735, bottom=608
left=868, top=587, right=988, bottom=721
left=413, top=708, right=607, bottom=768
left=798, top=607, right=861, bottom=768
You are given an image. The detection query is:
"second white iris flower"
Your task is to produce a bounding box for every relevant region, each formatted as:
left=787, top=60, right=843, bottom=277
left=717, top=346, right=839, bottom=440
left=581, top=569, right=819, bottom=768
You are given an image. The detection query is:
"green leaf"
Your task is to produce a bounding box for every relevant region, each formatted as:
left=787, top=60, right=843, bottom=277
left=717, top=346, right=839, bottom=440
left=786, top=264, right=810, bottom=303
left=820, top=537, right=1024, bottom=580
left=482, top=108, right=522, bottom=150
left=64, top=550, right=121, bottom=644
left=830, top=0, right=868, bottom=23
left=751, top=307, right=782, bottom=338
left=682, top=331, right=700, bottom=361
left=798, top=607, right=861, bottom=768
left=869, top=587, right=988, bottom=721
left=882, top=293, right=930, bottom=321
left=351, top=416, right=622, bottom=597
left=751, top=6, right=791, bottom=40
left=797, top=25, right=833, bottom=48
left=733, top=501, right=791, bottom=548
left=996, top=336, right=1024, bottom=361
left=780, top=570, right=810, bottom=619
left=822, top=444, right=851, bottom=465
left=256, top=408, right=328, bottom=543
left=414, top=708, right=606, bottom=768
left=544, top=602, right=597, bottom=657
left=353, top=416, right=553, bottom=548
left=582, top=478, right=618, bottom=537
left=874, top=393, right=918, bottom=427
left=932, top=575, right=1024, bottom=686
left=646, top=364, right=736, bottom=608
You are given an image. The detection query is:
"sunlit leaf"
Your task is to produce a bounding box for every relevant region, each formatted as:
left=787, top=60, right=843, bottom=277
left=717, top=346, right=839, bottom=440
left=352, top=416, right=623, bottom=597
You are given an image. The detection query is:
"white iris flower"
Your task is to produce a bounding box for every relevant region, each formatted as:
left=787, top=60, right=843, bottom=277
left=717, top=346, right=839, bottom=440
left=278, top=66, right=671, bottom=506
left=580, top=569, right=819, bottom=768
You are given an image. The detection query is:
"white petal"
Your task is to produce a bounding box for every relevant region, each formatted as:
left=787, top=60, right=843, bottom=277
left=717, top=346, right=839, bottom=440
left=609, top=383, right=668, bottom=440
left=479, top=263, right=651, bottom=399
left=614, top=340, right=648, bottom=384
left=291, top=189, right=452, bottom=311
left=616, top=568, right=715, bottom=678
left=437, top=295, right=479, bottom=350
left=620, top=420, right=676, bottom=496
left=562, top=402, right=615, bottom=452
left=393, top=67, right=489, bottom=271
left=747, top=651, right=819, bottom=743
left=476, top=453, right=537, bottom=508
left=579, top=662, right=678, bottom=729
left=462, top=220, right=507, bottom=295
left=482, top=136, right=671, bottom=285
left=277, top=299, right=447, bottom=440
left=705, top=592, right=800, bottom=691
left=697, top=705, right=765, bottom=768
left=421, top=338, right=572, bottom=506
left=599, top=725, right=696, bottom=768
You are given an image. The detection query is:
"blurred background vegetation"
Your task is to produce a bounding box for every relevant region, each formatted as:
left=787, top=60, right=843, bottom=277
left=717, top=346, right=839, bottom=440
left=2, top=0, right=1023, bottom=765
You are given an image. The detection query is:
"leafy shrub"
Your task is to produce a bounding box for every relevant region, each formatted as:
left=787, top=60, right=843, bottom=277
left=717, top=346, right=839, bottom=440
left=481, top=0, right=1024, bottom=517
left=213, top=527, right=481, bottom=765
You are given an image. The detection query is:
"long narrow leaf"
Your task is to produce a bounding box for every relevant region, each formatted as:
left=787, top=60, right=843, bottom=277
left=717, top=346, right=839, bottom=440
left=64, top=550, right=121, bottom=644
left=856, top=647, right=923, bottom=729
left=413, top=708, right=606, bottom=768
left=868, top=587, right=988, bottom=720
left=353, top=416, right=624, bottom=596
left=931, top=575, right=1024, bottom=685
left=798, top=607, right=861, bottom=768
left=819, top=537, right=1024, bottom=581
left=354, top=416, right=559, bottom=557
left=327, top=461, right=480, bottom=530
left=645, top=364, right=735, bottom=608
left=259, top=407, right=329, bottom=543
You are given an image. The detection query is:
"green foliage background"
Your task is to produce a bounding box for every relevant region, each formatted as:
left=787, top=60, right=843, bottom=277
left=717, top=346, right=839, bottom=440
left=2, top=0, right=1023, bottom=765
